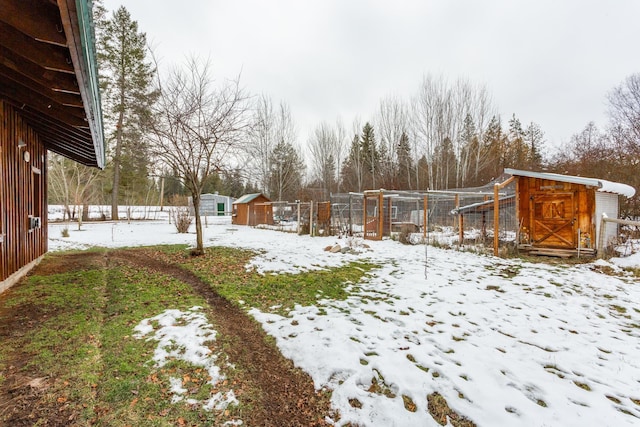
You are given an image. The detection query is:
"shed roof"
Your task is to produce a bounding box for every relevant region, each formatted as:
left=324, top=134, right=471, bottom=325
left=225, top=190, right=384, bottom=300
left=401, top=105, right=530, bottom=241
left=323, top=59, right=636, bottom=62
left=504, top=168, right=636, bottom=198
left=0, top=0, right=105, bottom=168
left=451, top=195, right=516, bottom=215
left=233, top=193, right=268, bottom=205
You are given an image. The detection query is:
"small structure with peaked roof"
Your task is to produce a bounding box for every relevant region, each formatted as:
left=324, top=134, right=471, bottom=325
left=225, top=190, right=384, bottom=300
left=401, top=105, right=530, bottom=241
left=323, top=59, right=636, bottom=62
left=504, top=168, right=635, bottom=256
left=232, top=193, right=272, bottom=226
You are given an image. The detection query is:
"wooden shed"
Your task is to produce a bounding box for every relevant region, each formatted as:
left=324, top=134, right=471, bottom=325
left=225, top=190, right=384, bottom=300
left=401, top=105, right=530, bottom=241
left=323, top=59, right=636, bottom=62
left=505, top=168, right=636, bottom=255
left=0, top=0, right=105, bottom=292
left=232, top=193, right=272, bottom=226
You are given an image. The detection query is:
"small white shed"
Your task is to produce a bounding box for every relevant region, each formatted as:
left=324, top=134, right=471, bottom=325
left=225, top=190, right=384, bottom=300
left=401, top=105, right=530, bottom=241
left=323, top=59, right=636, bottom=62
left=189, top=193, right=234, bottom=216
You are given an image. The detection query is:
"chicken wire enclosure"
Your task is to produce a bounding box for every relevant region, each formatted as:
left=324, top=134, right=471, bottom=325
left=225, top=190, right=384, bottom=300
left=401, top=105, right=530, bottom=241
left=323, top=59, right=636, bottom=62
left=330, top=193, right=364, bottom=236
left=330, top=185, right=518, bottom=251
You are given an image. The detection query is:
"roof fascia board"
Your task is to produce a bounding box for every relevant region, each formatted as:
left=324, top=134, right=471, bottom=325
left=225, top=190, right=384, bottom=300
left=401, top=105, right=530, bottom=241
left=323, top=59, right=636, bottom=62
left=57, top=0, right=105, bottom=169
left=504, top=168, right=601, bottom=188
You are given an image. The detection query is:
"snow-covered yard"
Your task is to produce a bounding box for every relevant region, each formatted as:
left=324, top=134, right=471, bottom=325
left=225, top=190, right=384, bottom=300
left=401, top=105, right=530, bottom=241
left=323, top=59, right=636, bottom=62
left=48, top=215, right=640, bottom=426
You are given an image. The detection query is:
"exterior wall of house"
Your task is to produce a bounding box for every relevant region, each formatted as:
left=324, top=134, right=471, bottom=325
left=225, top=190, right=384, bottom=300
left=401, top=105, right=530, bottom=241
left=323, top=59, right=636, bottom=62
left=0, top=101, right=48, bottom=288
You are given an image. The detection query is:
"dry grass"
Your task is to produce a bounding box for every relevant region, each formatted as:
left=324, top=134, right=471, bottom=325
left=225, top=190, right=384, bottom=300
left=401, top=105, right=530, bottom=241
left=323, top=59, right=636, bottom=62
left=427, top=392, right=476, bottom=427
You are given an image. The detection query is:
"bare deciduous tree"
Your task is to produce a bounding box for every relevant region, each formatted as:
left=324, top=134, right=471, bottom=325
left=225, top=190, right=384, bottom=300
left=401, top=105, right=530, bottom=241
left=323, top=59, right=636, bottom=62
left=246, top=96, right=299, bottom=198
left=607, top=73, right=640, bottom=153
left=48, top=153, right=100, bottom=228
left=376, top=96, right=410, bottom=188
left=308, top=122, right=338, bottom=198
left=411, top=74, right=495, bottom=190
left=149, top=57, right=251, bottom=254
left=247, top=95, right=276, bottom=195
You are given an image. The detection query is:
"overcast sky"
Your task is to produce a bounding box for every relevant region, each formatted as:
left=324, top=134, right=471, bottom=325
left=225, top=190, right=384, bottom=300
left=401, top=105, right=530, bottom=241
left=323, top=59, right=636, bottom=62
left=104, top=0, right=640, bottom=150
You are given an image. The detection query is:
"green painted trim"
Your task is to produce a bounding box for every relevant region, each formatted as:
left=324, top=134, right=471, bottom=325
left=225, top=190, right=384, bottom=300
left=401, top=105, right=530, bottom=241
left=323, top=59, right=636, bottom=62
left=75, top=0, right=106, bottom=169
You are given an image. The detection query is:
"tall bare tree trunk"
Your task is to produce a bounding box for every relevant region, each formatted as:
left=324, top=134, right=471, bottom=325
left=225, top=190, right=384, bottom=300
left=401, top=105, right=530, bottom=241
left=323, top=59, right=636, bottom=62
left=192, top=194, right=204, bottom=255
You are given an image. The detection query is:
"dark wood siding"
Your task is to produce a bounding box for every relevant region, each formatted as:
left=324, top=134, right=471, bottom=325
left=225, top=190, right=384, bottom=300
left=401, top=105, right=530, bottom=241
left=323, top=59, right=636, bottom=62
left=0, top=100, right=48, bottom=282
left=232, top=194, right=271, bottom=226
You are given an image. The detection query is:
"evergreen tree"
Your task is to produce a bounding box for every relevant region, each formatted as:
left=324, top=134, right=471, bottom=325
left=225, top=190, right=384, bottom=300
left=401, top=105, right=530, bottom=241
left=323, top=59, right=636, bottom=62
left=523, top=122, right=545, bottom=170
left=396, top=131, right=413, bottom=190
left=268, top=140, right=305, bottom=201
left=434, top=137, right=456, bottom=189
left=341, top=133, right=365, bottom=192
left=360, top=122, right=379, bottom=189
left=507, top=114, right=528, bottom=169
left=481, top=115, right=505, bottom=181
left=219, top=169, right=247, bottom=199
left=416, top=155, right=430, bottom=191
left=459, top=113, right=478, bottom=187
left=201, top=172, right=223, bottom=195
left=98, top=6, right=157, bottom=219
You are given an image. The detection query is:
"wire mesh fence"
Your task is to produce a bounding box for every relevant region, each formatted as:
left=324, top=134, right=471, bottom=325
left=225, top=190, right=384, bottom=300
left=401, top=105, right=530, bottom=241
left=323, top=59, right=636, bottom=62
left=246, top=181, right=519, bottom=254
left=328, top=185, right=517, bottom=253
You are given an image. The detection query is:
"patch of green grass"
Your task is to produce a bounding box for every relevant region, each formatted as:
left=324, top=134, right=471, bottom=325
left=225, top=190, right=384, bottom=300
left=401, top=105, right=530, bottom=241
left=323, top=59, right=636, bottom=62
left=606, top=395, right=622, bottom=404
left=0, top=250, right=238, bottom=426
left=416, top=364, right=430, bottom=373
left=179, top=246, right=379, bottom=315
left=611, top=305, right=627, bottom=314
left=403, top=394, right=417, bottom=412
left=367, top=369, right=396, bottom=398
left=573, top=381, right=592, bottom=391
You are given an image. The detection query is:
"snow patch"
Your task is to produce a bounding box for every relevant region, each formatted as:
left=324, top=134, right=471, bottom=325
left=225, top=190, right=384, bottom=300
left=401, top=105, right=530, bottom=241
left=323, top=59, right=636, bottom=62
left=134, top=307, right=239, bottom=413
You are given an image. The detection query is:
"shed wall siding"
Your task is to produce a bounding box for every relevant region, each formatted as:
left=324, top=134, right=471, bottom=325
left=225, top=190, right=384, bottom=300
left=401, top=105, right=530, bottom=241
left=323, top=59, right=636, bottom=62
left=595, top=192, right=619, bottom=249
left=232, top=194, right=271, bottom=226
left=516, top=176, right=596, bottom=249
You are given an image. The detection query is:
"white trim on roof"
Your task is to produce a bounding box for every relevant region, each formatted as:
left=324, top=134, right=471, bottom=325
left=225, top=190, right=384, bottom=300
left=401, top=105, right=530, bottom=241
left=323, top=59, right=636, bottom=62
left=504, top=168, right=636, bottom=198
left=232, top=193, right=264, bottom=205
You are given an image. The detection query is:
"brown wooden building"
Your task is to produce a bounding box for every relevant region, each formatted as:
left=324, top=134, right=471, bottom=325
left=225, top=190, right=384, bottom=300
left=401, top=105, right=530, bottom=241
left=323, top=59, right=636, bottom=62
left=231, top=193, right=272, bottom=226
left=0, top=0, right=105, bottom=292
left=505, top=168, right=635, bottom=254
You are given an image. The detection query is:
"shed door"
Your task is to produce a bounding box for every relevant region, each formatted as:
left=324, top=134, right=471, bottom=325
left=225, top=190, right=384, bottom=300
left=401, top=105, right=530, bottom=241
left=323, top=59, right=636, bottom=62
left=530, top=192, right=576, bottom=248
left=217, top=202, right=225, bottom=216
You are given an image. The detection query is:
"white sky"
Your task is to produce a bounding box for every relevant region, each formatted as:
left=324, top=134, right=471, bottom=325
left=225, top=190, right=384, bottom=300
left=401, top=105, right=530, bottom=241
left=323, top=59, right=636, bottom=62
left=103, top=0, right=640, bottom=150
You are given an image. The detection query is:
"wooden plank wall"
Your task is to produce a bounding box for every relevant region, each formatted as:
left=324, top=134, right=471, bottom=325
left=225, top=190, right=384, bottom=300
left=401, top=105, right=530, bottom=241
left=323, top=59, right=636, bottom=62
left=0, top=100, right=48, bottom=282
left=517, top=176, right=595, bottom=248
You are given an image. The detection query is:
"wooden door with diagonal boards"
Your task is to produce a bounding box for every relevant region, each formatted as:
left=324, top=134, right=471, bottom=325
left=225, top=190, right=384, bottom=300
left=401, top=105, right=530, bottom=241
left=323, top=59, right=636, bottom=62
left=530, top=192, right=576, bottom=248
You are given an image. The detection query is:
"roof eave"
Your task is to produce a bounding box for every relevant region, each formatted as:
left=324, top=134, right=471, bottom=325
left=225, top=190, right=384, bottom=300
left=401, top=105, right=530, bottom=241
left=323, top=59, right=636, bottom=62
left=504, top=168, right=636, bottom=198
left=58, top=0, right=106, bottom=169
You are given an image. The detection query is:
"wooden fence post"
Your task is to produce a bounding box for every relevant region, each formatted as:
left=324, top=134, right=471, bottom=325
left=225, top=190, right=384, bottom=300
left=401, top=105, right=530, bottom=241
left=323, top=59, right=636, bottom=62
left=493, top=176, right=515, bottom=256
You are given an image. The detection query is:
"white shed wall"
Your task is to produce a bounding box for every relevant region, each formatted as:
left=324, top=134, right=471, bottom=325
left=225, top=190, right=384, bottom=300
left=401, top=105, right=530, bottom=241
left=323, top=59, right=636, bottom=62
left=189, top=194, right=234, bottom=215
left=595, top=192, right=619, bottom=249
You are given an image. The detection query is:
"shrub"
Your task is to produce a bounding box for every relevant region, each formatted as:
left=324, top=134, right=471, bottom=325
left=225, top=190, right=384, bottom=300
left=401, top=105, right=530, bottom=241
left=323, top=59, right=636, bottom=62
left=171, top=207, right=193, bottom=233
left=61, top=227, right=70, bottom=238
left=398, top=225, right=414, bottom=245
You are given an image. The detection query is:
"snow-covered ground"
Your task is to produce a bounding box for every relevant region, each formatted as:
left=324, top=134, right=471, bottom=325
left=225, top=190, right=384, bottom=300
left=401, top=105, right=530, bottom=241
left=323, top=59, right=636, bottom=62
left=48, top=216, right=640, bottom=426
